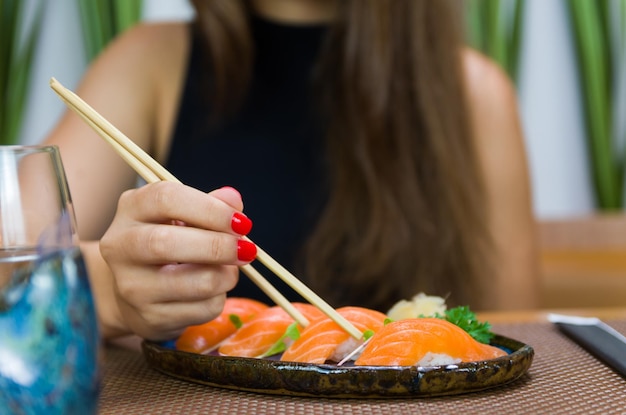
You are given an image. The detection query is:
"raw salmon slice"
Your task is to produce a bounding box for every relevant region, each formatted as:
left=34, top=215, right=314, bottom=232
left=218, top=303, right=325, bottom=358
left=175, top=297, right=268, bottom=354
left=354, top=318, right=507, bottom=366
left=280, top=306, right=387, bottom=364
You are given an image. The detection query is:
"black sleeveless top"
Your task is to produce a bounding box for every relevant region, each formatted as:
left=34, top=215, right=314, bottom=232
left=166, top=15, right=328, bottom=303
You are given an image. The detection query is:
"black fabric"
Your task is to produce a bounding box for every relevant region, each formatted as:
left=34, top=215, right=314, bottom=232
left=165, top=15, right=328, bottom=303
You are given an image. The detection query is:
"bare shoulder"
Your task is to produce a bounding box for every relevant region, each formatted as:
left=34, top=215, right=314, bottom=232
left=461, top=49, right=539, bottom=309
left=85, top=22, right=189, bottom=82
left=460, top=47, right=532, bottom=239
left=461, top=48, right=520, bottom=136
left=113, top=22, right=188, bottom=55
left=104, top=22, right=191, bottom=157
left=462, top=48, right=516, bottom=99
left=460, top=48, right=525, bottom=161
left=71, top=21, right=191, bottom=157
left=43, top=22, right=192, bottom=238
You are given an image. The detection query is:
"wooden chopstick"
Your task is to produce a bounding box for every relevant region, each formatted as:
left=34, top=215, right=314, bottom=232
left=49, top=79, right=309, bottom=329
left=54, top=94, right=162, bottom=184
left=50, top=77, right=363, bottom=339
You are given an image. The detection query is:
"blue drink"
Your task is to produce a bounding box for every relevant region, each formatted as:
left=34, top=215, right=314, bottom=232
left=0, top=247, right=100, bottom=414
left=1, top=145, right=100, bottom=414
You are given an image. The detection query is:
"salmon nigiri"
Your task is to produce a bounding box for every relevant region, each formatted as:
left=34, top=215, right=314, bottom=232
left=355, top=318, right=507, bottom=367
left=218, top=303, right=325, bottom=358
left=175, top=297, right=268, bottom=354
left=280, top=306, right=387, bottom=364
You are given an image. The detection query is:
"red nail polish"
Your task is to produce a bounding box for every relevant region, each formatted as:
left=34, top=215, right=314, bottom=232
left=231, top=212, right=252, bottom=235
left=237, top=240, right=257, bottom=262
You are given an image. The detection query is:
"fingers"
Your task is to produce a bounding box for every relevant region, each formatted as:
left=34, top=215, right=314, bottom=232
left=117, top=263, right=239, bottom=304
left=102, top=182, right=257, bottom=266
left=119, top=294, right=230, bottom=341
left=114, top=264, right=240, bottom=341
left=117, top=223, right=246, bottom=265
left=130, top=298, right=226, bottom=341
left=101, top=182, right=257, bottom=341
left=120, top=181, right=249, bottom=236
left=209, top=186, right=244, bottom=211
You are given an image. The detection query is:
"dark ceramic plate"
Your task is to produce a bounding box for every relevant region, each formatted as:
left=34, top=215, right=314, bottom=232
left=141, top=335, right=533, bottom=398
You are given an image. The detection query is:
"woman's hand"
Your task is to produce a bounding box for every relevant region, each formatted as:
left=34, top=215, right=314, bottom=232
left=99, top=183, right=256, bottom=341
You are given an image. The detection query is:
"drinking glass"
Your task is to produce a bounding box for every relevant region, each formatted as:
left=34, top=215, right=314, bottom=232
left=0, top=145, right=99, bottom=414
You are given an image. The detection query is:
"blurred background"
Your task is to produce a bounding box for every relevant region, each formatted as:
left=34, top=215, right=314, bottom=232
left=6, top=0, right=626, bottom=219
left=3, top=0, right=626, bottom=307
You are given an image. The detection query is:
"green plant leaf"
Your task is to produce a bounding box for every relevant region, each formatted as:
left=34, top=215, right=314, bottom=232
left=1, top=0, right=45, bottom=145
left=440, top=306, right=494, bottom=344
left=508, top=0, right=526, bottom=82
left=76, top=0, right=143, bottom=62
left=464, top=0, right=526, bottom=85
left=566, top=0, right=621, bottom=209
left=608, top=0, right=626, bottom=196
left=485, top=0, right=507, bottom=71
left=113, top=0, right=143, bottom=34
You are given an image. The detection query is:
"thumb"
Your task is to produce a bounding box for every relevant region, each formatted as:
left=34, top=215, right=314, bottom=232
left=209, top=186, right=244, bottom=211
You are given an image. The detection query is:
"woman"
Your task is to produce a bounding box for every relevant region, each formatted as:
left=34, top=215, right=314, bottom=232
left=42, top=0, right=539, bottom=341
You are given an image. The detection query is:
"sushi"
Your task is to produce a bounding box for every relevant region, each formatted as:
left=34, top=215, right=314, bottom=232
left=280, top=306, right=387, bottom=364
left=175, top=294, right=507, bottom=368
left=354, top=318, right=507, bottom=367
left=175, top=297, right=268, bottom=354
left=218, top=303, right=326, bottom=358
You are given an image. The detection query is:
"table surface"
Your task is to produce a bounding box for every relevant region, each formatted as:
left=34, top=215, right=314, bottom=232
left=98, top=308, right=626, bottom=415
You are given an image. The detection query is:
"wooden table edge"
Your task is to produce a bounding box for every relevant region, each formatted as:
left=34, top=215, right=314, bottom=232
left=477, top=307, right=626, bottom=324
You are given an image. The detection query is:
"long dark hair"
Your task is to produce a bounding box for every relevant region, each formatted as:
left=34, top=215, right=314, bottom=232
left=190, top=0, right=493, bottom=311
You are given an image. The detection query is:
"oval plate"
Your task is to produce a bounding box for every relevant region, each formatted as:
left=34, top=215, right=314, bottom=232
left=141, top=335, right=533, bottom=398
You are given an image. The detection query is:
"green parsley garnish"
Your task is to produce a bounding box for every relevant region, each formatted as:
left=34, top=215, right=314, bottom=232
left=228, top=314, right=244, bottom=329
left=259, top=322, right=301, bottom=358
left=436, top=306, right=494, bottom=344
left=362, top=329, right=375, bottom=341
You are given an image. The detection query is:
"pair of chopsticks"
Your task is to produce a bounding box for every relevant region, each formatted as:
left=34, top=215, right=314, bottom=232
left=49, top=77, right=363, bottom=340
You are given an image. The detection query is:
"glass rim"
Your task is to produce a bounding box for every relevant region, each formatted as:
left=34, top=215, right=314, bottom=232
left=0, top=144, right=59, bottom=155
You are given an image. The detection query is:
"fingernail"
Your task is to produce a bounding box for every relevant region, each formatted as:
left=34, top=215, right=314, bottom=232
left=231, top=212, right=253, bottom=235
left=237, top=239, right=257, bottom=262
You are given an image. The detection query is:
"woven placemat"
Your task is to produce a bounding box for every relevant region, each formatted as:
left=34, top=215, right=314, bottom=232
left=98, top=320, right=626, bottom=415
